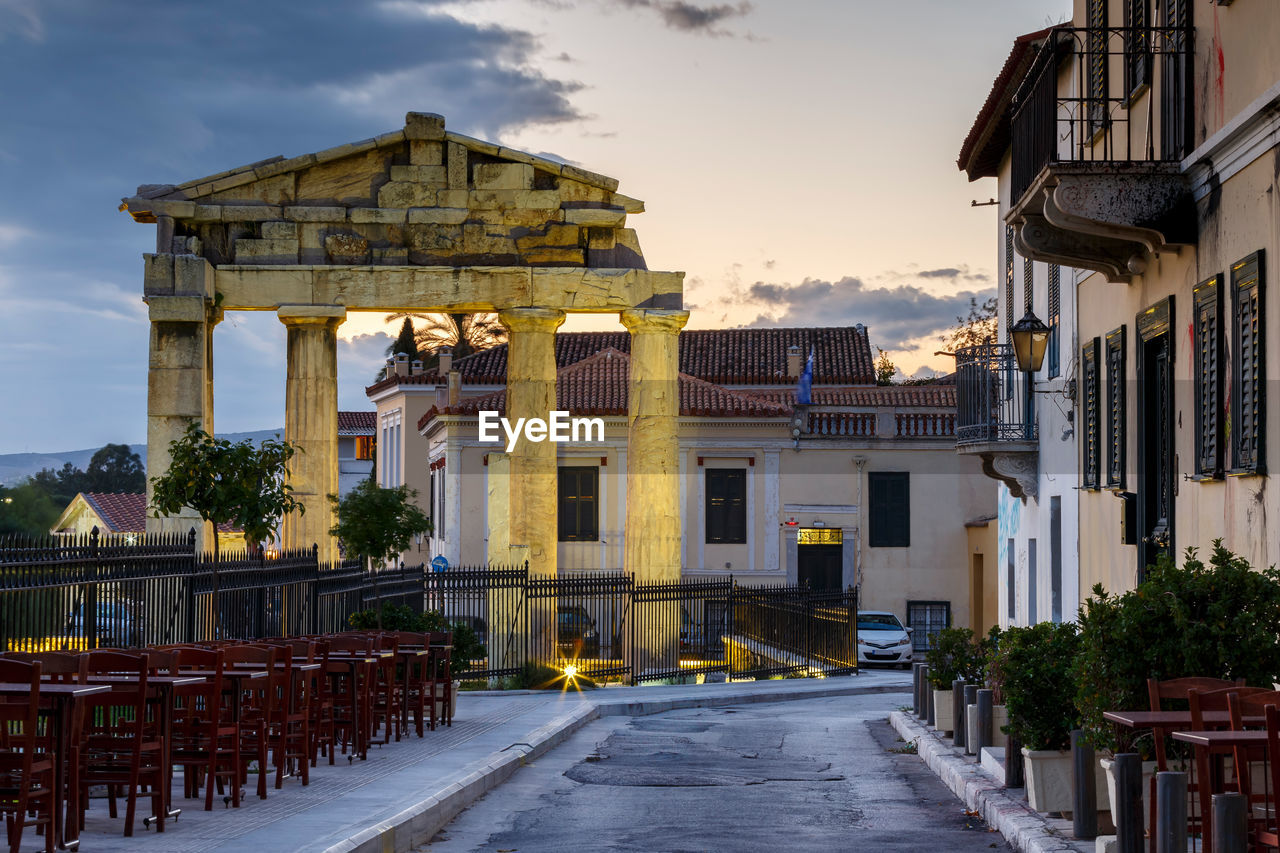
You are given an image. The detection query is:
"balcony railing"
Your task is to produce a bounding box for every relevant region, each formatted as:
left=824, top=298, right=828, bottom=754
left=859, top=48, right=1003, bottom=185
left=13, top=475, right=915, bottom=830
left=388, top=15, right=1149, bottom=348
left=1010, top=24, right=1193, bottom=204
left=955, top=343, right=1036, bottom=447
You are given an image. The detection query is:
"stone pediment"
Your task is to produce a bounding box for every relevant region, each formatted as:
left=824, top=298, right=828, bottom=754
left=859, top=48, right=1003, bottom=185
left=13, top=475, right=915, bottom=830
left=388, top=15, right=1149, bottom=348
left=121, top=112, right=648, bottom=270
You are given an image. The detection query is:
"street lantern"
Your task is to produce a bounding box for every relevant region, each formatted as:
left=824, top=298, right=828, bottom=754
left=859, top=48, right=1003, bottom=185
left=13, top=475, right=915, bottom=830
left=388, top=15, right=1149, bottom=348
left=1010, top=310, right=1050, bottom=373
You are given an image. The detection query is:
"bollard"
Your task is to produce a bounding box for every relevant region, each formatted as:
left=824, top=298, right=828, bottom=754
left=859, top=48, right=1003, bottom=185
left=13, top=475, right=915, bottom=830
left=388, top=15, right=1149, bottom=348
left=1005, top=734, right=1024, bottom=788
left=952, top=680, right=966, bottom=746
left=962, top=684, right=979, bottom=755
left=1070, top=730, right=1097, bottom=840
left=912, top=663, right=922, bottom=717
left=924, top=667, right=936, bottom=726
left=1114, top=753, right=1143, bottom=853
left=1155, top=771, right=1187, bottom=853
left=1213, top=792, right=1247, bottom=853
left=976, top=689, right=994, bottom=754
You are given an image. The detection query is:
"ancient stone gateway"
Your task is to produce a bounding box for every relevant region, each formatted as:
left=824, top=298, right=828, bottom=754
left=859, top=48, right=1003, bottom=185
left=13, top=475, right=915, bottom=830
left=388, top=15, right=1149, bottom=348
left=124, top=112, right=686, bottom=588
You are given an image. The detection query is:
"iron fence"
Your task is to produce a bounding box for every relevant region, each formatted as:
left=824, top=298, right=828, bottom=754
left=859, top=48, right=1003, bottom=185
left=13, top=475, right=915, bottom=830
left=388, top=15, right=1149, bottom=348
left=1, top=530, right=858, bottom=684
left=955, top=342, right=1036, bottom=446
left=0, top=528, right=423, bottom=650
left=1010, top=24, right=1194, bottom=203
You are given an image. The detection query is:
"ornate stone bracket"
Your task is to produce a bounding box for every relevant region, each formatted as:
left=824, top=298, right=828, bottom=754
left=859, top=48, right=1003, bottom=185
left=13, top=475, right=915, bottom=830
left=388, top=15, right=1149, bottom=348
left=980, top=450, right=1039, bottom=501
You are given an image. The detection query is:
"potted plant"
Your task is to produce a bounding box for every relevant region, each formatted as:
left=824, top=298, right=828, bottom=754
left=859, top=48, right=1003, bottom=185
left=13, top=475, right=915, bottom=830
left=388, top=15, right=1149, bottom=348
left=981, top=626, right=1009, bottom=751
left=925, top=627, right=985, bottom=735
left=997, top=621, right=1086, bottom=813
left=1075, top=543, right=1280, bottom=823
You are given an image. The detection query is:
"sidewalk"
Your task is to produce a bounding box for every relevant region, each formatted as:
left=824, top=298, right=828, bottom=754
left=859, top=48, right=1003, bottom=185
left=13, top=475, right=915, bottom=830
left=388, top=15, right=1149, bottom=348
left=890, top=710, right=1095, bottom=853
left=74, top=671, right=911, bottom=853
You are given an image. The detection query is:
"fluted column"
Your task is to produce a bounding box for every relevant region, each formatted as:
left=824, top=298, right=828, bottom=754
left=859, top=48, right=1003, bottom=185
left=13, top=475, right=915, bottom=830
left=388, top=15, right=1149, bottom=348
left=497, top=308, right=565, bottom=578
left=278, top=305, right=346, bottom=563
left=620, top=309, right=689, bottom=583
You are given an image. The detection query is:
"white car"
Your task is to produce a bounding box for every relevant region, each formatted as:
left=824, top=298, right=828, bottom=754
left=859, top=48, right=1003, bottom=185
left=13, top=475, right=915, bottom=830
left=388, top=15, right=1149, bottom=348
left=857, top=610, right=913, bottom=668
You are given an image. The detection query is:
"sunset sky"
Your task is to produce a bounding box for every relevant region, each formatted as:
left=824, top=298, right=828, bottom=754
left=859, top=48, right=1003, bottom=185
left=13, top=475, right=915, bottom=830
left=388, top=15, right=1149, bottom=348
left=0, top=0, right=1069, bottom=453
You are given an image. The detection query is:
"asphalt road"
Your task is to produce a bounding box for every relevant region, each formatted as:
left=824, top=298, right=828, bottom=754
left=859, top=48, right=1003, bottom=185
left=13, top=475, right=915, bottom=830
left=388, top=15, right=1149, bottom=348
left=418, top=692, right=1012, bottom=853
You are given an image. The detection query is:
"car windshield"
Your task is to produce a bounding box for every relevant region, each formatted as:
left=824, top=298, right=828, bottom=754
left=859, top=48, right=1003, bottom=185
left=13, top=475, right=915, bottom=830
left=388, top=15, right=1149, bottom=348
left=857, top=614, right=903, bottom=631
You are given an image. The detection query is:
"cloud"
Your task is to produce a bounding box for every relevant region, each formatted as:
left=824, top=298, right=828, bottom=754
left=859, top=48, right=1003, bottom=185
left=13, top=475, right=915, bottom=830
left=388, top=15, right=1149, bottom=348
left=0, top=0, right=587, bottom=453
left=610, top=0, right=752, bottom=35
left=889, top=264, right=990, bottom=283
left=744, top=276, right=997, bottom=353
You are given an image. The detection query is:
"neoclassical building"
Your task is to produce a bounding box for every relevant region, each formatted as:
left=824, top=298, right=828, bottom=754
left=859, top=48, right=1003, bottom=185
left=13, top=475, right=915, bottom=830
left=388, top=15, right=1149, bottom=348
left=369, top=327, right=999, bottom=640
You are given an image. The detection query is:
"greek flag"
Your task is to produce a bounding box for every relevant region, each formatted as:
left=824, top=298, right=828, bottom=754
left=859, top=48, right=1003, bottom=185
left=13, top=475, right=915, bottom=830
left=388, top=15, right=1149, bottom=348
left=796, top=347, right=814, bottom=405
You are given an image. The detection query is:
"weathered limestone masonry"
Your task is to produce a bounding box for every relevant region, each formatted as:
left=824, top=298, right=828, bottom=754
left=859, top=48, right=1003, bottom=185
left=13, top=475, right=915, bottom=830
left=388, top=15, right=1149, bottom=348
left=124, top=112, right=685, bottom=576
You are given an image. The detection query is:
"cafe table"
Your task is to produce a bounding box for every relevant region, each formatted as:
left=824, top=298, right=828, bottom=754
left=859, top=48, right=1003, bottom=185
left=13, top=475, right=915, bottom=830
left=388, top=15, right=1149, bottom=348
left=321, top=653, right=381, bottom=760
left=0, top=681, right=110, bottom=851
left=1170, top=728, right=1270, bottom=853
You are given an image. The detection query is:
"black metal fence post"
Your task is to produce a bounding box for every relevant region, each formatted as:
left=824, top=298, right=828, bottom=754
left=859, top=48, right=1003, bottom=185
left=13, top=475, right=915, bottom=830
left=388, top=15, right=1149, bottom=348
left=1071, top=729, right=1097, bottom=840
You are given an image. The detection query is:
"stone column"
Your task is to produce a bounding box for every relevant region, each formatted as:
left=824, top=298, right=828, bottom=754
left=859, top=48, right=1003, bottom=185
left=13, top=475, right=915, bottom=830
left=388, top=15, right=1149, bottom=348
left=620, top=309, right=689, bottom=583
left=496, top=308, right=565, bottom=578
left=143, top=251, right=219, bottom=549
left=278, top=305, right=346, bottom=563
left=621, top=308, right=688, bottom=680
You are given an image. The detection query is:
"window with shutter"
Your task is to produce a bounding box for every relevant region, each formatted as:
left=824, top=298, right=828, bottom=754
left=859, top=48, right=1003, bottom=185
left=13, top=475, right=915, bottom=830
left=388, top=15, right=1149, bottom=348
left=1047, top=264, right=1061, bottom=378
left=705, top=469, right=746, bottom=544
left=1193, top=275, right=1223, bottom=478
left=1125, top=0, right=1150, bottom=97
left=1005, top=226, right=1015, bottom=340
left=1088, top=0, right=1108, bottom=131
left=1082, top=338, right=1102, bottom=489
left=1105, top=326, right=1127, bottom=488
left=868, top=472, right=910, bottom=548
left=1231, top=251, right=1266, bottom=474
left=558, top=466, right=599, bottom=541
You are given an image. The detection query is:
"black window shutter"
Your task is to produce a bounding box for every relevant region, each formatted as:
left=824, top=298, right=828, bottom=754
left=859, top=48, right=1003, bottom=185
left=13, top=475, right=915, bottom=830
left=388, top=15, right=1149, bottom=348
left=1232, top=251, right=1266, bottom=473
left=869, top=472, right=909, bottom=548
left=1193, top=276, right=1223, bottom=477
left=1105, top=326, right=1127, bottom=488
left=1082, top=338, right=1101, bottom=489
left=705, top=469, right=746, bottom=544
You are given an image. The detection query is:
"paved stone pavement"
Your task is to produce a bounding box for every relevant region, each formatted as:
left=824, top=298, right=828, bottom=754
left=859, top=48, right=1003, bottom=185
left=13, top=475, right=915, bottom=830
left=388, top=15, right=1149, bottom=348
left=418, top=692, right=1012, bottom=853
left=68, top=671, right=912, bottom=853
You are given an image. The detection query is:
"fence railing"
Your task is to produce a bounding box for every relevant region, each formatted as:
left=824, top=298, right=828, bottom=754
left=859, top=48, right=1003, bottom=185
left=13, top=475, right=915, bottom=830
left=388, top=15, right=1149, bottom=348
left=954, top=342, right=1037, bottom=446
left=1, top=530, right=858, bottom=684
left=428, top=566, right=858, bottom=684
left=1010, top=24, right=1194, bottom=204
left=0, top=528, right=423, bottom=650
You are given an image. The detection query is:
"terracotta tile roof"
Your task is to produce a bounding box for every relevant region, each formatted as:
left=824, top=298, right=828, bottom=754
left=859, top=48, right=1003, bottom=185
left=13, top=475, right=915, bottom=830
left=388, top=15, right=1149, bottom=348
left=337, top=411, right=376, bottom=434
left=418, top=348, right=793, bottom=431
left=958, top=27, right=1053, bottom=181
left=744, top=385, right=957, bottom=408
left=373, top=326, right=875, bottom=393
left=82, top=492, right=239, bottom=535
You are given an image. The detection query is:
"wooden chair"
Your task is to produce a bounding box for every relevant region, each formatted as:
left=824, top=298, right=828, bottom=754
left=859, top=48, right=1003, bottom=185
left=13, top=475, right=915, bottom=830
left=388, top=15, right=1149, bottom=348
left=428, top=631, right=454, bottom=728
left=1253, top=704, right=1280, bottom=852
left=219, top=645, right=277, bottom=800
left=1226, top=691, right=1280, bottom=852
left=0, top=659, right=55, bottom=853
left=169, top=647, right=241, bottom=810
left=77, top=650, right=166, bottom=836
left=325, top=636, right=373, bottom=759
left=388, top=632, right=431, bottom=738
left=247, top=643, right=310, bottom=789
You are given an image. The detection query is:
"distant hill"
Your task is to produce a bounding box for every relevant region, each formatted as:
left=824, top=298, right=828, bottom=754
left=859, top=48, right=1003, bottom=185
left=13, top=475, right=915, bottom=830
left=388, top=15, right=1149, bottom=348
left=0, top=429, right=286, bottom=486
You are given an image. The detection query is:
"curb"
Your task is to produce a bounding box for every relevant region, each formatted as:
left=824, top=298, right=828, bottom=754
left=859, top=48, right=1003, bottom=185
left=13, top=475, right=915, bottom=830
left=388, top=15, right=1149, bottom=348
left=323, top=681, right=910, bottom=853
left=890, top=711, right=1093, bottom=853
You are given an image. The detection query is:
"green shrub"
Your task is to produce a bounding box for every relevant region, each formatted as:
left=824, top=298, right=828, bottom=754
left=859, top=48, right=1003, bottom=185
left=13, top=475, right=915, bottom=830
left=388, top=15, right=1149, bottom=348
left=1074, top=542, right=1280, bottom=751
left=998, top=621, right=1080, bottom=752
left=924, top=627, right=988, bottom=691
left=345, top=607, right=486, bottom=675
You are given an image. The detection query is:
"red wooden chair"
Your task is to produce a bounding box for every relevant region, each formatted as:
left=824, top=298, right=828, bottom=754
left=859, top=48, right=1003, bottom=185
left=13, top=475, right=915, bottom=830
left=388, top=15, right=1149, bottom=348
left=0, top=659, right=55, bottom=853
left=247, top=643, right=310, bottom=789
left=325, top=635, right=373, bottom=759
left=219, top=645, right=277, bottom=800
left=428, top=631, right=454, bottom=728
left=388, top=632, right=431, bottom=738
left=170, top=647, right=241, bottom=810
left=77, top=650, right=166, bottom=836
left=1253, top=704, right=1280, bottom=852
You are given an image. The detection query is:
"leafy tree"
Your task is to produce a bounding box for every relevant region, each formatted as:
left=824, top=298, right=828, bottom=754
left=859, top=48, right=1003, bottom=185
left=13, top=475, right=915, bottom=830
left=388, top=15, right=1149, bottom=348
left=389, top=317, right=420, bottom=363
left=31, top=463, right=90, bottom=505
left=150, top=424, right=303, bottom=632
left=0, top=482, right=62, bottom=538
left=941, top=295, right=998, bottom=353
left=385, top=311, right=506, bottom=365
left=85, top=443, right=145, bottom=493
left=874, top=348, right=897, bottom=385
left=329, top=478, right=432, bottom=628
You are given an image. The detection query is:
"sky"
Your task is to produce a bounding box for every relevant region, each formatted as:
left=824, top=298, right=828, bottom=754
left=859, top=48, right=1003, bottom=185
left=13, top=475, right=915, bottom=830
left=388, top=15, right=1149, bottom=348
left=0, top=0, right=1070, bottom=454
